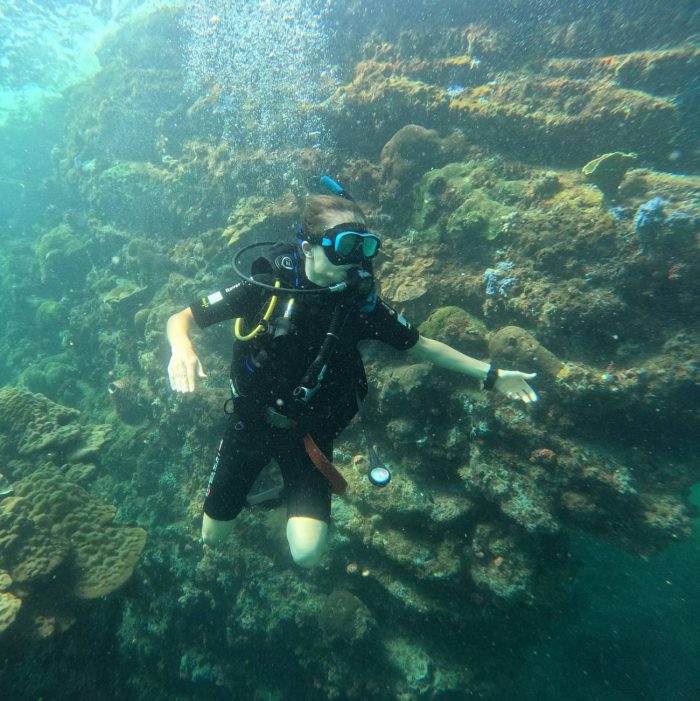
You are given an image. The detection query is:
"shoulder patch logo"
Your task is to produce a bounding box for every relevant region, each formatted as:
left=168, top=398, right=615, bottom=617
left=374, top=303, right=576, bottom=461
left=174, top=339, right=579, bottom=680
left=276, top=255, right=294, bottom=271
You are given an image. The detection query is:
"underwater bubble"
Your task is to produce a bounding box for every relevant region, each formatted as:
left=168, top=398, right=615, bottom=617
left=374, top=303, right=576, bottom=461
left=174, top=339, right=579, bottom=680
left=180, top=0, right=338, bottom=158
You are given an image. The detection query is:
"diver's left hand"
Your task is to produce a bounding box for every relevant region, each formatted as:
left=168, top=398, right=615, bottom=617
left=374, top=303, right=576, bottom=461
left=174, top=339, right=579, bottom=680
left=494, top=371, right=538, bottom=403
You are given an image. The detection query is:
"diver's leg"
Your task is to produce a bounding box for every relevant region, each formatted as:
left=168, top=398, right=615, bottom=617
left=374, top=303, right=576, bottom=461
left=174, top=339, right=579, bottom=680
left=201, top=416, right=269, bottom=547
left=277, top=432, right=333, bottom=568
left=286, top=517, right=328, bottom=568
left=202, top=513, right=236, bottom=546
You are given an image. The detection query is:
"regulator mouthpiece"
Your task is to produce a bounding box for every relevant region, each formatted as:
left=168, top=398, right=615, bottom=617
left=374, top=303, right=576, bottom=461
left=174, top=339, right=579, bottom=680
left=346, top=268, right=375, bottom=296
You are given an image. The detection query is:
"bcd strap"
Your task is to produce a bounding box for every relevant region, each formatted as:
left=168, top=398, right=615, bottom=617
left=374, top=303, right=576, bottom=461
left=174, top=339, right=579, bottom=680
left=251, top=241, right=298, bottom=277
left=303, top=434, right=347, bottom=495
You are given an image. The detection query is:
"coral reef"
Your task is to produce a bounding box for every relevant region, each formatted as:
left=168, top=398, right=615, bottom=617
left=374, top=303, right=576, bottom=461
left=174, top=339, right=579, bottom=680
left=418, top=305, right=489, bottom=357
left=0, top=386, right=110, bottom=464
left=410, top=160, right=523, bottom=246
left=582, top=151, right=638, bottom=198
left=1, top=3, right=698, bottom=700
left=318, top=589, right=376, bottom=644
left=0, top=389, right=146, bottom=640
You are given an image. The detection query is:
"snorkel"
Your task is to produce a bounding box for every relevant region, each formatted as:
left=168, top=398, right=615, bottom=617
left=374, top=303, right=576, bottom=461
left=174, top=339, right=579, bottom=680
left=319, top=175, right=352, bottom=200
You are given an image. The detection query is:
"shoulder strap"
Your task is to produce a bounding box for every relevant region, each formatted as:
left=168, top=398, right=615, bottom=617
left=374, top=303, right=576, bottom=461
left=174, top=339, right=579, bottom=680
left=251, top=242, right=299, bottom=282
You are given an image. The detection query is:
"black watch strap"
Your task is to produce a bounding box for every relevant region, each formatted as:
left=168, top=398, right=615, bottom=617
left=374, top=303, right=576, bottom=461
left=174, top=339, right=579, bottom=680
left=483, top=365, right=499, bottom=390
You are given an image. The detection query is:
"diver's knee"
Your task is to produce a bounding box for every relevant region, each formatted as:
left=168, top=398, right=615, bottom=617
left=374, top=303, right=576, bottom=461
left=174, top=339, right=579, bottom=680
left=201, top=513, right=234, bottom=547
left=286, top=517, right=328, bottom=568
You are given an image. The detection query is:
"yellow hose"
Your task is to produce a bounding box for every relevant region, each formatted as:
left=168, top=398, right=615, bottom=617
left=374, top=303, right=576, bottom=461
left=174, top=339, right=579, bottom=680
left=234, top=280, right=281, bottom=340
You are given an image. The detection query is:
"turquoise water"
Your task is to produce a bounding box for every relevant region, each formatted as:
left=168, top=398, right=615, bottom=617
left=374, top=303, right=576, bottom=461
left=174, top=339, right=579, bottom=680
left=0, top=1, right=698, bottom=700
left=515, top=484, right=700, bottom=701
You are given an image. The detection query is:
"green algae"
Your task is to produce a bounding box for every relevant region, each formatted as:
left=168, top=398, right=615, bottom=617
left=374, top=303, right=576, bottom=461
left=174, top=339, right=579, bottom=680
left=411, top=161, right=521, bottom=244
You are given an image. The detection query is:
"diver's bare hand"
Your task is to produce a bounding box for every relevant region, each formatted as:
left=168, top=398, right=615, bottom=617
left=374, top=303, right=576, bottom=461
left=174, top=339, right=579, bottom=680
left=167, top=347, right=207, bottom=393
left=494, top=371, right=538, bottom=403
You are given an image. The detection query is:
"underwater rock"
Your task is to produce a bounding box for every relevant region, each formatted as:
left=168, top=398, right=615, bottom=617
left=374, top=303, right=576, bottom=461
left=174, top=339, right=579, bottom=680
left=90, top=162, right=181, bottom=236
left=133, top=307, right=151, bottom=336
left=327, top=63, right=449, bottom=156
left=378, top=247, right=434, bottom=304
left=0, top=468, right=146, bottom=637
left=222, top=193, right=298, bottom=247
left=0, top=570, right=12, bottom=591
left=419, top=306, right=489, bottom=356
left=468, top=524, right=534, bottom=600
left=0, top=386, right=111, bottom=465
left=411, top=161, right=521, bottom=245
left=582, top=151, right=638, bottom=198
left=21, top=354, right=80, bottom=402
left=96, top=5, right=184, bottom=70
left=449, top=76, right=676, bottom=164
left=107, top=376, right=147, bottom=424
left=34, top=299, right=64, bottom=336
left=489, top=325, right=563, bottom=377
left=125, top=238, right=174, bottom=285
left=0, top=590, right=22, bottom=635
left=319, top=589, right=376, bottom=644
left=379, top=124, right=466, bottom=209
left=380, top=124, right=446, bottom=181
left=528, top=170, right=562, bottom=200
left=101, top=280, right=150, bottom=314
left=36, top=223, right=91, bottom=287
left=543, top=46, right=700, bottom=97
left=334, top=44, right=679, bottom=166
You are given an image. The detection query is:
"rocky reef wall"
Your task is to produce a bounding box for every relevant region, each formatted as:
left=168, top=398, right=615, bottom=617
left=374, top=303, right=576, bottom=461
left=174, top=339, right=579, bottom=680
left=1, top=2, right=698, bottom=700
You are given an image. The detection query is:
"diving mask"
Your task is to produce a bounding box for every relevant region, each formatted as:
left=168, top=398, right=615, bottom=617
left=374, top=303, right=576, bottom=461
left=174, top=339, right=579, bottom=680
left=310, top=223, right=381, bottom=265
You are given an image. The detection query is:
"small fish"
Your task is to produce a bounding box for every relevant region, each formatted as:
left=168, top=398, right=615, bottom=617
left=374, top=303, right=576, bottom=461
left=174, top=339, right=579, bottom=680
left=0, top=472, right=13, bottom=497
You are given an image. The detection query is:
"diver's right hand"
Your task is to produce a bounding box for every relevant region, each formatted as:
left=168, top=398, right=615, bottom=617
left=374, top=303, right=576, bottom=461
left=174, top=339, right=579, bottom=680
left=167, top=347, right=207, bottom=393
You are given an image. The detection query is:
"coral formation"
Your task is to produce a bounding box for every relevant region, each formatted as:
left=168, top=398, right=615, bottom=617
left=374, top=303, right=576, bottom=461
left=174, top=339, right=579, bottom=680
left=0, top=589, right=21, bottom=634
left=318, top=589, right=376, bottom=644
left=1, top=3, right=698, bottom=700
left=0, top=386, right=110, bottom=463
left=582, top=151, right=638, bottom=198
left=418, top=305, right=489, bottom=357
left=36, top=223, right=91, bottom=287
left=410, top=161, right=522, bottom=245
left=0, top=388, right=146, bottom=639
left=489, top=326, right=563, bottom=377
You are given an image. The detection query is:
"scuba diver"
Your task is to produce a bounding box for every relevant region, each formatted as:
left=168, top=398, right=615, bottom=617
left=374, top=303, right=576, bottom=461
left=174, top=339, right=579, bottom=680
left=166, top=179, right=537, bottom=568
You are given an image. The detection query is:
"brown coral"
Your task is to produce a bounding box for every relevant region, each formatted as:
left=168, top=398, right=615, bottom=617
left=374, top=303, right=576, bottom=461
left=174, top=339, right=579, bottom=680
left=489, top=325, right=563, bottom=377
left=0, top=386, right=110, bottom=464
left=0, top=468, right=146, bottom=637
left=12, top=469, right=147, bottom=599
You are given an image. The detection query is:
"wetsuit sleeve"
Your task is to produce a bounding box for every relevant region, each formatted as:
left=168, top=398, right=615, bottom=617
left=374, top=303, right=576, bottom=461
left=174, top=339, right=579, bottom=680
left=190, top=280, right=265, bottom=328
left=359, top=297, right=419, bottom=350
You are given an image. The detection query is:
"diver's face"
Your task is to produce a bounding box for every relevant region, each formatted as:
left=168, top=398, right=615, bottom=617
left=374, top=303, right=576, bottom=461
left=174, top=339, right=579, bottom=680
left=303, top=242, right=356, bottom=286
left=302, top=211, right=362, bottom=287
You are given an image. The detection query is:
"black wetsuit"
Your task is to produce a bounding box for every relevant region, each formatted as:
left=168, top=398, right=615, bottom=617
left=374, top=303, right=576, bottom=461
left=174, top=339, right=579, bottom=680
left=190, top=271, right=418, bottom=523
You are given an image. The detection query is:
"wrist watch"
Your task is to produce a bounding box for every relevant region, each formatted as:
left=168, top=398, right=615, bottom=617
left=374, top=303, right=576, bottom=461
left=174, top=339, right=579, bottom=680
left=483, top=364, right=500, bottom=390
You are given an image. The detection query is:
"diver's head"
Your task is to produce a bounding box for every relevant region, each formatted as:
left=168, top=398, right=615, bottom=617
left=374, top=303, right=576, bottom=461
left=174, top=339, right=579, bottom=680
left=298, top=195, right=380, bottom=287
